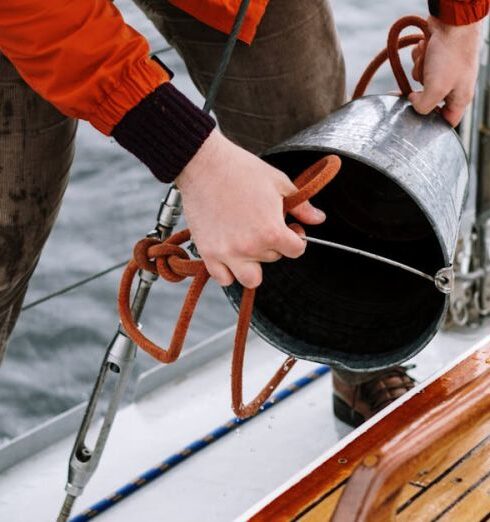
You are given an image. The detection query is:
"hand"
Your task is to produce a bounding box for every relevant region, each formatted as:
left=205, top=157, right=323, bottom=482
left=175, top=129, right=326, bottom=288
left=409, top=16, right=481, bottom=126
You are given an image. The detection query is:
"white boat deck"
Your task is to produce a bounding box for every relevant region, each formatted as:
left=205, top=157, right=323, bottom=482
left=1, top=323, right=490, bottom=522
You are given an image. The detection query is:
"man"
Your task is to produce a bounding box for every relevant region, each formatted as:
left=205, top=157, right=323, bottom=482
left=0, top=0, right=487, bottom=426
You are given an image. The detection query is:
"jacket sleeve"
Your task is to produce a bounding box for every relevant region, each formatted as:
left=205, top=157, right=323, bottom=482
left=0, top=0, right=215, bottom=182
left=0, top=0, right=169, bottom=135
left=429, top=0, right=489, bottom=25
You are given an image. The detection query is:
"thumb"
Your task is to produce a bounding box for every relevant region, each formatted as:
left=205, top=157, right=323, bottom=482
left=409, top=87, right=443, bottom=116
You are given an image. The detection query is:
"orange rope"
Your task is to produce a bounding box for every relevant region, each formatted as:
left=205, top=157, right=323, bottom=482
left=353, top=16, right=429, bottom=98
left=119, top=156, right=340, bottom=418
left=118, top=16, right=429, bottom=419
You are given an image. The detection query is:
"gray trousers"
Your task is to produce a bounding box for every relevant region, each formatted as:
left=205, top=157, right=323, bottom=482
left=0, top=0, right=374, bottom=382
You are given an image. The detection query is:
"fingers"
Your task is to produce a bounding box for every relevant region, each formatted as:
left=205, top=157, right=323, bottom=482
left=228, top=261, right=263, bottom=289
left=411, top=41, right=425, bottom=84
left=410, top=83, right=473, bottom=127
left=205, top=260, right=234, bottom=287
left=276, top=174, right=326, bottom=225
left=288, top=222, right=305, bottom=237
left=205, top=249, right=281, bottom=287
left=411, top=40, right=424, bottom=62
left=441, top=103, right=466, bottom=127
left=443, top=84, right=475, bottom=126
left=260, top=250, right=283, bottom=263
left=273, top=225, right=307, bottom=259
left=408, top=85, right=445, bottom=116
left=288, top=200, right=326, bottom=225
left=411, top=57, right=423, bottom=84
left=407, top=28, right=476, bottom=127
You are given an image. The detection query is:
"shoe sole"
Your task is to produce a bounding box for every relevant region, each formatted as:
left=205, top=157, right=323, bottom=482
left=333, top=395, right=366, bottom=428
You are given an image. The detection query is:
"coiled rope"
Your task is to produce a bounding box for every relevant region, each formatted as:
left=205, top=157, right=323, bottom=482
left=118, top=16, right=429, bottom=420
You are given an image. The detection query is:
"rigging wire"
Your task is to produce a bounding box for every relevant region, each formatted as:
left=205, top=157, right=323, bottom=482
left=20, top=26, right=233, bottom=315
left=22, top=0, right=250, bottom=314
left=21, top=260, right=129, bottom=311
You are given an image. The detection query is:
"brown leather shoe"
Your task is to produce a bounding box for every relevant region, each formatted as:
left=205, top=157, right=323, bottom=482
left=332, top=366, right=416, bottom=427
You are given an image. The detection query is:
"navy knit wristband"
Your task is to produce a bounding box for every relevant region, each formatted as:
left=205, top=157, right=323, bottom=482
left=112, top=82, right=216, bottom=183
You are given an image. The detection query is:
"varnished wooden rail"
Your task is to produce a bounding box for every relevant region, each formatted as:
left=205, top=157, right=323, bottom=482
left=246, top=346, right=490, bottom=521
left=331, top=370, right=490, bottom=521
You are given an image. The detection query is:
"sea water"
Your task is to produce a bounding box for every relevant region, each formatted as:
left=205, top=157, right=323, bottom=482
left=0, top=0, right=426, bottom=445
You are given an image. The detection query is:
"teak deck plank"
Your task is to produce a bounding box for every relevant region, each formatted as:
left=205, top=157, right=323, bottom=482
left=397, top=435, right=490, bottom=521
left=409, top=422, right=490, bottom=487
left=249, top=345, right=490, bottom=521
left=437, top=472, right=490, bottom=521
left=394, top=484, right=425, bottom=509
left=297, top=486, right=344, bottom=522
left=294, top=432, right=490, bottom=522
left=297, top=483, right=424, bottom=521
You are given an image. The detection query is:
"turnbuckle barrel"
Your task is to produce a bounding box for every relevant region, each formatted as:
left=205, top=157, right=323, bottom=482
left=57, top=185, right=182, bottom=521
left=64, top=331, right=136, bottom=499
left=57, top=0, right=247, bottom=510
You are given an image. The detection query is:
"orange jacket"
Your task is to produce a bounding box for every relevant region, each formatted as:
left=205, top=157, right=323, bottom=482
left=0, top=0, right=487, bottom=137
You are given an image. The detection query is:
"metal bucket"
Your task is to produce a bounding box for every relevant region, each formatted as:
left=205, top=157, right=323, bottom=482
left=224, top=95, right=469, bottom=372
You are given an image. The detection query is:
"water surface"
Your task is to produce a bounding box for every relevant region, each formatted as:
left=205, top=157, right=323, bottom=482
left=0, top=0, right=425, bottom=444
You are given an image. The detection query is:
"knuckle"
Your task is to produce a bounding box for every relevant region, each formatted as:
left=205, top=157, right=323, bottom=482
left=220, top=273, right=235, bottom=287
left=287, top=241, right=306, bottom=259
left=213, top=275, right=228, bottom=286
left=236, top=238, right=255, bottom=257
left=237, top=265, right=262, bottom=289
left=197, top=245, right=213, bottom=261
left=217, top=244, right=233, bottom=259
left=206, top=263, right=233, bottom=287
left=461, top=89, right=474, bottom=103
left=206, top=265, right=222, bottom=282
left=412, top=101, right=431, bottom=115
left=432, top=86, right=447, bottom=100
left=266, top=226, right=283, bottom=245
left=243, top=273, right=262, bottom=288
left=261, top=251, right=280, bottom=263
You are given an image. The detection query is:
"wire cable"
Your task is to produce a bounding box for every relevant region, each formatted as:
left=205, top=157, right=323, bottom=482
left=203, top=0, right=251, bottom=114
left=25, top=0, right=250, bottom=315
left=21, top=260, right=129, bottom=311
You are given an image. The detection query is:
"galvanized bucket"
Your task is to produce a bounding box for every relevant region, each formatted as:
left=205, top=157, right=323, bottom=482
left=224, top=95, right=469, bottom=372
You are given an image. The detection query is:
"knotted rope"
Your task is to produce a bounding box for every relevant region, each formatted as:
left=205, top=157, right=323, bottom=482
left=119, top=155, right=340, bottom=418
left=118, top=16, right=429, bottom=419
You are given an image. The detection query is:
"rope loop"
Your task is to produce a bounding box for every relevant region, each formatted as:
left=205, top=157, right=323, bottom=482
left=119, top=154, right=340, bottom=417
left=388, top=16, right=430, bottom=96
left=118, top=14, right=437, bottom=419
left=284, top=155, right=341, bottom=212
left=153, top=243, right=191, bottom=283
left=133, top=237, right=161, bottom=274
left=352, top=15, right=429, bottom=99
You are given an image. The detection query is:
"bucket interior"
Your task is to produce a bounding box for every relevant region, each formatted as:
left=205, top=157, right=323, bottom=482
left=227, top=151, right=447, bottom=370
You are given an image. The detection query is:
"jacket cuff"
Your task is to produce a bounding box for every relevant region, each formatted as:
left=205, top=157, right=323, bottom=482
left=112, top=82, right=216, bottom=183
left=90, top=57, right=169, bottom=135
left=429, top=0, right=489, bottom=25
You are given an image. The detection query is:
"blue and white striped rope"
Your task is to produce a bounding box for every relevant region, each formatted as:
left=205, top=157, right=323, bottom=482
left=70, top=365, right=330, bottom=521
